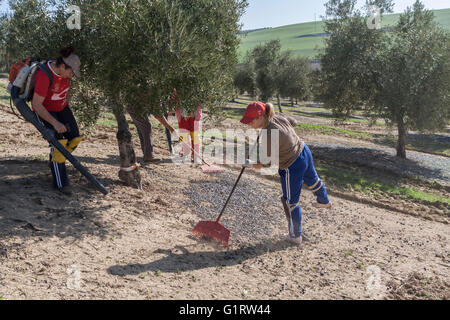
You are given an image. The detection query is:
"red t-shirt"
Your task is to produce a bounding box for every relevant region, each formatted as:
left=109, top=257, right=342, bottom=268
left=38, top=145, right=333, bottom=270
left=176, top=105, right=202, bottom=131
left=33, top=62, right=70, bottom=112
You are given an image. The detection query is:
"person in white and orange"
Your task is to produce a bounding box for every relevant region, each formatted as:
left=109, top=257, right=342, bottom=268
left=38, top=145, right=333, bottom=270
left=175, top=105, right=202, bottom=163
left=31, top=46, right=82, bottom=196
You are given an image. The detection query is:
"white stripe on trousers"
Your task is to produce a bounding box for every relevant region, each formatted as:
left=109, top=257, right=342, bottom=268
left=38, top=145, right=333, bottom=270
left=285, top=168, right=295, bottom=236
left=286, top=168, right=291, bottom=202
left=37, top=114, right=63, bottom=189
left=51, top=148, right=63, bottom=188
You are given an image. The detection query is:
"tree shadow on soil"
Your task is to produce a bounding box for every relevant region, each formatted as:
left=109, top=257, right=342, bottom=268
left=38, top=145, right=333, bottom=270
left=289, top=109, right=363, bottom=120
left=229, top=100, right=247, bottom=105
left=107, top=240, right=293, bottom=276
left=0, top=158, right=116, bottom=241
left=76, top=154, right=121, bottom=166
left=77, top=154, right=175, bottom=167
left=371, top=133, right=450, bottom=156
left=309, top=145, right=449, bottom=183
left=222, top=106, right=245, bottom=119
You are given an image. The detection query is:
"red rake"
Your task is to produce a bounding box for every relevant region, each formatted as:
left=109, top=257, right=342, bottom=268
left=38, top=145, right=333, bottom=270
left=192, top=131, right=261, bottom=247
left=200, top=163, right=224, bottom=173
left=192, top=165, right=246, bottom=247
left=192, top=221, right=231, bottom=247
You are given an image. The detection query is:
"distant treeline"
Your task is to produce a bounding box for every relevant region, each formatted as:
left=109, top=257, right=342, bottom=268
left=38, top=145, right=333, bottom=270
left=240, top=27, right=272, bottom=34
left=297, top=27, right=392, bottom=38
left=241, top=26, right=393, bottom=37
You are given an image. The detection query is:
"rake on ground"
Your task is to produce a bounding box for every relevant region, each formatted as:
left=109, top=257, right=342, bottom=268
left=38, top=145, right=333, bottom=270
left=192, top=132, right=261, bottom=246
left=177, top=134, right=224, bottom=173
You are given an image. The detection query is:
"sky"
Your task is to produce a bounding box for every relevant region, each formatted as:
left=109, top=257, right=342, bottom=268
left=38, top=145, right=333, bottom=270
left=240, top=0, right=450, bottom=30
left=0, top=0, right=448, bottom=29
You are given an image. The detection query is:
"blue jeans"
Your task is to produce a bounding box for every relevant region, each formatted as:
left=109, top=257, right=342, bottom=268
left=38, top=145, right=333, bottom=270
left=279, top=144, right=329, bottom=238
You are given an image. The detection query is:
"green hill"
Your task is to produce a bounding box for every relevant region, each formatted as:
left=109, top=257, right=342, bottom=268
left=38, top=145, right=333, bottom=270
left=238, top=8, right=450, bottom=60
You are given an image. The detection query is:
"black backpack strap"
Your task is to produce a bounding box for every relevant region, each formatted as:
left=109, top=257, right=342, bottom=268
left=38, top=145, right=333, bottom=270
left=36, top=61, right=54, bottom=89
left=29, top=57, right=41, bottom=65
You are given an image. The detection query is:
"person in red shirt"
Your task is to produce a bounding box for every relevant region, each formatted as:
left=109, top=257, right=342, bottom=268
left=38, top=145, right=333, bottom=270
left=176, top=105, right=202, bottom=163
left=168, top=88, right=203, bottom=163
left=31, top=46, right=82, bottom=196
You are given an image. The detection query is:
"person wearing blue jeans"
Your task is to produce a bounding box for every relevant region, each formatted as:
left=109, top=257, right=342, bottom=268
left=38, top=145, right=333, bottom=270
left=240, top=101, right=331, bottom=245
left=279, top=144, right=330, bottom=240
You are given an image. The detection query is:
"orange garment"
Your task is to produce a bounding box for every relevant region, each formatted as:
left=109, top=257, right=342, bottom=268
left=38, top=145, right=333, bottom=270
left=176, top=105, right=202, bottom=158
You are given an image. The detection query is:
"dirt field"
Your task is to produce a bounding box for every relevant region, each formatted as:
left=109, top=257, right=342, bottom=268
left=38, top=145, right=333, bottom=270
left=0, top=97, right=449, bottom=300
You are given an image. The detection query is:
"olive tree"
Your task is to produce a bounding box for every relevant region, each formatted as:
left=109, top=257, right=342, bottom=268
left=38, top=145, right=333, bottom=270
left=0, top=7, right=7, bottom=71
left=276, top=56, right=311, bottom=107
left=320, top=0, right=449, bottom=159
left=320, top=0, right=392, bottom=118
left=374, top=1, right=450, bottom=158
left=249, top=40, right=311, bottom=112
left=251, top=40, right=282, bottom=108
left=233, top=57, right=257, bottom=98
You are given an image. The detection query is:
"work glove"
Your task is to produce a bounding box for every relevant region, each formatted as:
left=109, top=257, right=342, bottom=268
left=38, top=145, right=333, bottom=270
left=172, top=131, right=185, bottom=143
left=67, top=136, right=85, bottom=153
left=243, top=159, right=256, bottom=168
left=51, top=139, right=69, bottom=163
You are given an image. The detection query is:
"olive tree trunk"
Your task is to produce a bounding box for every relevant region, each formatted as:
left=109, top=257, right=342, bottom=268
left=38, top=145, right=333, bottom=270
left=2, top=52, right=9, bottom=72
left=112, top=108, right=142, bottom=189
left=396, top=119, right=407, bottom=159
left=277, top=94, right=283, bottom=113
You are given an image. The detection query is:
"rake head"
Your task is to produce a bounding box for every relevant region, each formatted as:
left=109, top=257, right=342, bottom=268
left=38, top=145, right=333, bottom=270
left=201, top=164, right=224, bottom=173
left=192, top=220, right=230, bottom=247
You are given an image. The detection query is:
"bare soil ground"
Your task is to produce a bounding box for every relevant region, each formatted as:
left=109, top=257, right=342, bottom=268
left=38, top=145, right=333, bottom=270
left=0, top=99, right=449, bottom=300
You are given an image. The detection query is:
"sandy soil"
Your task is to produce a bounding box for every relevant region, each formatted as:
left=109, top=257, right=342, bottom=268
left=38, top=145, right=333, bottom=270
left=0, top=102, right=449, bottom=300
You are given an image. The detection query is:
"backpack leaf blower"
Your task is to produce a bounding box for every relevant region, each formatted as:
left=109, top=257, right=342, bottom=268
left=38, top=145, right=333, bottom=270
left=9, top=70, right=109, bottom=195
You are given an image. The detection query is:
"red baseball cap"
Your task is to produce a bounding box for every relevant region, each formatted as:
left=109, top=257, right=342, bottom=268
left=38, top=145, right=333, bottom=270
left=240, top=102, right=266, bottom=124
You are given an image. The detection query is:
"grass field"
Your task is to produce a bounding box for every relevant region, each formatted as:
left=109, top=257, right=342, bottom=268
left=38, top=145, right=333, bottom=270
left=238, top=8, right=450, bottom=60
left=316, top=166, right=450, bottom=205
left=239, top=20, right=327, bottom=59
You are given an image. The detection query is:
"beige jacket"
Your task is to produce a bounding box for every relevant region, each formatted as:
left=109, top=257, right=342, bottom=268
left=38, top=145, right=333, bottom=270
left=262, top=113, right=304, bottom=170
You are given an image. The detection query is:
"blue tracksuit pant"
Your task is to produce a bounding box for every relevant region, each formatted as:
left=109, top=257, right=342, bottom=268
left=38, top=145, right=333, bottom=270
left=279, top=144, right=329, bottom=238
